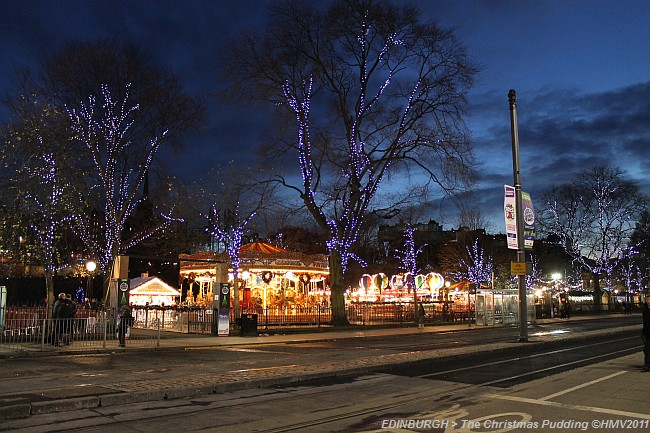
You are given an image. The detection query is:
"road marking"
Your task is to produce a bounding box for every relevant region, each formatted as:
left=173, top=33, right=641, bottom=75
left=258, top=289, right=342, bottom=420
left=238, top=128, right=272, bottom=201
left=486, top=393, right=650, bottom=420
left=539, top=370, right=626, bottom=401
left=418, top=337, right=639, bottom=379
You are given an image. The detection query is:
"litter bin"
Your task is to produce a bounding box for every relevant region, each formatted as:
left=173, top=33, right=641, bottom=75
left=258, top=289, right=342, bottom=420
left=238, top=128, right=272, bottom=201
left=240, top=313, right=258, bottom=337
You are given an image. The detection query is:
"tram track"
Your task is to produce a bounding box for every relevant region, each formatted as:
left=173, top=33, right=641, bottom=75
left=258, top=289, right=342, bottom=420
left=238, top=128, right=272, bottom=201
left=418, top=336, right=641, bottom=379
left=39, top=332, right=643, bottom=433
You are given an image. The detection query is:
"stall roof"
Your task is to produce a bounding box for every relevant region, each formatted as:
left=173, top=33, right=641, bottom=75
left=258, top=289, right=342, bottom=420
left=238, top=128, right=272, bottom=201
left=130, top=276, right=180, bottom=296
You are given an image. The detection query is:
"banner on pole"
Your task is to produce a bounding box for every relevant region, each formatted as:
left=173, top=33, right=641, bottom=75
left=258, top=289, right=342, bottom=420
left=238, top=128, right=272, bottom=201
left=522, top=191, right=535, bottom=250
left=504, top=185, right=535, bottom=250
left=504, top=185, right=518, bottom=249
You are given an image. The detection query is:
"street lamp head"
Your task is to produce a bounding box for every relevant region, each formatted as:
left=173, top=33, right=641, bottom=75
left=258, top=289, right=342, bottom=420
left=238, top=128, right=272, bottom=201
left=86, top=260, right=97, bottom=273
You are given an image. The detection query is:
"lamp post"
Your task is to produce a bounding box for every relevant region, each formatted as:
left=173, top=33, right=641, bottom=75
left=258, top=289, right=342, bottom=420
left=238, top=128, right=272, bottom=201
left=86, top=260, right=97, bottom=302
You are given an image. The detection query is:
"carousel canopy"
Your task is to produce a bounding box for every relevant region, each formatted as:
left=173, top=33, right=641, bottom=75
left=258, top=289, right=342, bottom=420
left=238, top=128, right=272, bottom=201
left=239, top=242, right=287, bottom=254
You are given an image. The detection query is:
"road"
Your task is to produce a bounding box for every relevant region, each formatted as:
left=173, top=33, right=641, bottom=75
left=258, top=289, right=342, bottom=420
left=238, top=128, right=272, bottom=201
left=1, top=316, right=647, bottom=432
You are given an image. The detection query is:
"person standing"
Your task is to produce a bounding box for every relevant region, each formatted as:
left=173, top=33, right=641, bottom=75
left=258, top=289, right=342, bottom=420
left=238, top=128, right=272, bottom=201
left=642, top=298, right=650, bottom=372
left=51, top=293, right=66, bottom=346
left=61, top=294, right=77, bottom=345
left=118, top=306, right=134, bottom=347
left=417, top=303, right=426, bottom=329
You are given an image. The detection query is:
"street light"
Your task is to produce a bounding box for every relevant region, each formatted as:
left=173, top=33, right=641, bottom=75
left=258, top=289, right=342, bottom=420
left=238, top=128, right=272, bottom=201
left=86, top=260, right=97, bottom=301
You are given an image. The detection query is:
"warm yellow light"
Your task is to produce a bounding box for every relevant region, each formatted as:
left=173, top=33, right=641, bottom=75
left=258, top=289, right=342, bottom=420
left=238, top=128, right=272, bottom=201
left=86, top=260, right=97, bottom=272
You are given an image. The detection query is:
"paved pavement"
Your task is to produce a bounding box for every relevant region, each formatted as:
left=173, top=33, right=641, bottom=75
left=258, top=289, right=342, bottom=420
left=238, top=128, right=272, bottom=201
left=0, top=314, right=642, bottom=421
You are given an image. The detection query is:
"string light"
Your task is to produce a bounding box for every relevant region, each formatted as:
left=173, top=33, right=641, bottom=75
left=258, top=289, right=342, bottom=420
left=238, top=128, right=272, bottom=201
left=453, top=238, right=493, bottom=289
left=205, top=202, right=255, bottom=275
left=394, top=225, right=425, bottom=279
left=67, top=84, right=179, bottom=273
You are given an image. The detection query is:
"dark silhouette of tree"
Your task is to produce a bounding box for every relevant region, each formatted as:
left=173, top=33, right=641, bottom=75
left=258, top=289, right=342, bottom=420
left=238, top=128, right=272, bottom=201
left=223, top=0, right=479, bottom=324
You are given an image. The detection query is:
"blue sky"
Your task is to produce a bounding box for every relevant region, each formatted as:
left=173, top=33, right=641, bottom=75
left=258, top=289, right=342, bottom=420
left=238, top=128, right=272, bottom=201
left=1, top=0, right=649, bottom=233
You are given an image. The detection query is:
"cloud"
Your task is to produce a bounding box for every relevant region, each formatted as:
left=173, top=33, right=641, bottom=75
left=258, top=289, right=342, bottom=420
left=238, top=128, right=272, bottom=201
left=468, top=82, right=650, bottom=231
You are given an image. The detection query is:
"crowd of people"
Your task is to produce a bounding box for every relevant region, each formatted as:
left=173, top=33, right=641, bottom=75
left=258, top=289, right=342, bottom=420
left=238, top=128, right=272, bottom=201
left=48, top=292, right=135, bottom=347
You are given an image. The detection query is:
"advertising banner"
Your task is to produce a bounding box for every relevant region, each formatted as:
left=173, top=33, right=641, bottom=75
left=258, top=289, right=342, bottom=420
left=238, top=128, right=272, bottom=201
left=504, top=185, right=535, bottom=250
left=218, top=283, right=230, bottom=336
left=522, top=191, right=535, bottom=250
left=504, top=185, right=518, bottom=249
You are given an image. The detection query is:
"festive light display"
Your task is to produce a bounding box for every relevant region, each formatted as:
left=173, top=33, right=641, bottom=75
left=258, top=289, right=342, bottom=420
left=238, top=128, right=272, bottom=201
left=205, top=202, right=256, bottom=279
left=67, top=84, right=180, bottom=274
left=454, top=238, right=493, bottom=289
left=394, top=225, right=425, bottom=281
left=24, top=149, right=69, bottom=277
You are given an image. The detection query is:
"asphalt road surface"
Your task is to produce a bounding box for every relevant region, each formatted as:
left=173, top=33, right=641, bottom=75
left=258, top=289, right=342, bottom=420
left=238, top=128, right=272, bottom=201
left=2, top=316, right=646, bottom=432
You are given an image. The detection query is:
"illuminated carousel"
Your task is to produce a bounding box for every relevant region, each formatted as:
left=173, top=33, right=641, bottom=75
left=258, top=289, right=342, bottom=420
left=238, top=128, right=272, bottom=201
left=179, top=242, right=330, bottom=310
left=350, top=272, right=448, bottom=302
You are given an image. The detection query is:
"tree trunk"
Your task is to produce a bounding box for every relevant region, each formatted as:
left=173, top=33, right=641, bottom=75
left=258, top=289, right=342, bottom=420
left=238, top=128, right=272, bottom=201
left=328, top=250, right=349, bottom=326
left=45, top=270, right=55, bottom=320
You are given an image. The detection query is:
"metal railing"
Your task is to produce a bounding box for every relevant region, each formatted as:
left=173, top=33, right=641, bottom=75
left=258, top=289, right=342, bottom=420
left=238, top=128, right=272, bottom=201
left=128, top=302, right=477, bottom=333
left=2, top=300, right=628, bottom=349
left=0, top=315, right=160, bottom=351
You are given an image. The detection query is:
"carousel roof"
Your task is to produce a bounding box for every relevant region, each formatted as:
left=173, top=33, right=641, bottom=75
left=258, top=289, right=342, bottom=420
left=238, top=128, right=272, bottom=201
left=179, top=246, right=329, bottom=273
left=239, top=242, right=287, bottom=254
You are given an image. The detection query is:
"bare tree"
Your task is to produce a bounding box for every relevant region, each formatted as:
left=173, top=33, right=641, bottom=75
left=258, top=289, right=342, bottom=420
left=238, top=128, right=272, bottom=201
left=224, top=0, right=479, bottom=324
left=451, top=238, right=493, bottom=287
left=1, top=39, right=205, bottom=301
left=68, top=84, right=181, bottom=303
left=24, top=151, right=75, bottom=316
left=1, top=82, right=83, bottom=310
left=202, top=164, right=279, bottom=318
left=538, top=165, right=649, bottom=309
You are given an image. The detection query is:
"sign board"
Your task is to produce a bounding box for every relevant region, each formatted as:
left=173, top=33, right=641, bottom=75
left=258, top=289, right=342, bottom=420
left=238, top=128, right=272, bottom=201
left=218, top=283, right=230, bottom=309
left=118, top=278, right=130, bottom=307
left=511, top=262, right=532, bottom=275
left=218, top=308, right=230, bottom=336
left=217, top=283, right=230, bottom=337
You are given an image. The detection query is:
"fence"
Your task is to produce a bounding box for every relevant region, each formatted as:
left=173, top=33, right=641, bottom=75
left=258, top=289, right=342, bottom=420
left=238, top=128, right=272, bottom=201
left=1, top=300, right=630, bottom=350
left=128, top=302, right=479, bottom=333
left=0, top=313, right=160, bottom=351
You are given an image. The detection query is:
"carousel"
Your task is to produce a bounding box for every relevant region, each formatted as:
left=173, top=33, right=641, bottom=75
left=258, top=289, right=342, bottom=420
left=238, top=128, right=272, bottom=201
left=179, top=242, right=330, bottom=310
left=351, top=272, right=448, bottom=303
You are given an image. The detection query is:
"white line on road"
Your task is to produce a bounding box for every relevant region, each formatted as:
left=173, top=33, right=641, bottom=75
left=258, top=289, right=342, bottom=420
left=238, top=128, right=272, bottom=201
left=539, top=370, right=627, bottom=401
left=486, top=393, right=650, bottom=420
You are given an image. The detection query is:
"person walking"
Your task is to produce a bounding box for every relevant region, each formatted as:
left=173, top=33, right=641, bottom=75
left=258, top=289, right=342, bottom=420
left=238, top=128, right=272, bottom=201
left=642, top=298, right=650, bottom=372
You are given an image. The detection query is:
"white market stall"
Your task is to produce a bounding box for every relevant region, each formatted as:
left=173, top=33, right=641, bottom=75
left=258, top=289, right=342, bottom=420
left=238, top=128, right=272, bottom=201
left=129, top=276, right=181, bottom=306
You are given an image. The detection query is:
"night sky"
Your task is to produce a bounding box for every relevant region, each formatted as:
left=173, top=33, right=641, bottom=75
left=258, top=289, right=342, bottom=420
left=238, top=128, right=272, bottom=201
left=2, top=0, right=650, bottom=233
